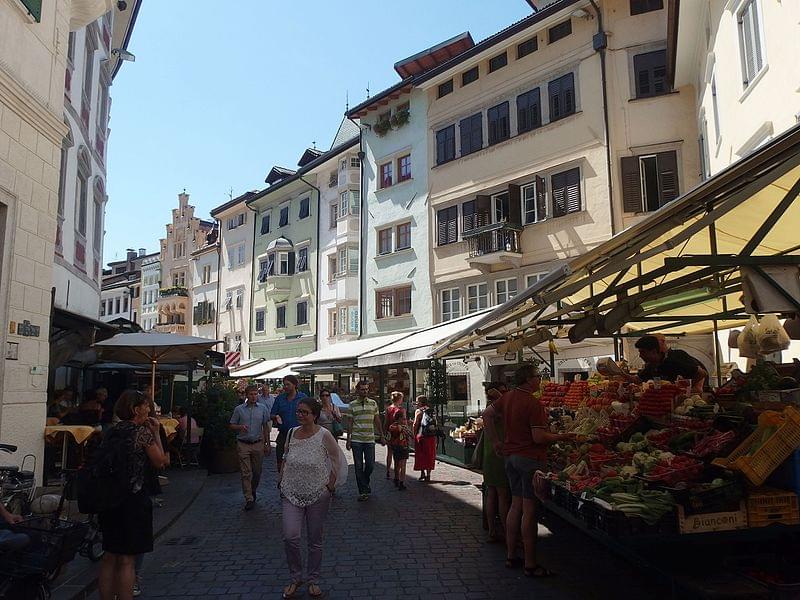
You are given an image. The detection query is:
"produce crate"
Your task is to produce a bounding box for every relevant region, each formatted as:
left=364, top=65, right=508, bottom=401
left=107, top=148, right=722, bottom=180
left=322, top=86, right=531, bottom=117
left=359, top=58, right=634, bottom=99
left=586, top=499, right=676, bottom=537
left=767, top=449, right=800, bottom=496
left=550, top=481, right=571, bottom=509
left=663, top=480, right=745, bottom=516
left=746, top=487, right=800, bottom=528
left=712, top=406, right=800, bottom=486
left=676, top=501, right=748, bottom=534
left=756, top=388, right=800, bottom=406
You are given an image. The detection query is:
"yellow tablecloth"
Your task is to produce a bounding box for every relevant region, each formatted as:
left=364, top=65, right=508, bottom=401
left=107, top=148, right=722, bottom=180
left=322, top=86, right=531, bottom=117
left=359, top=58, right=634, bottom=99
left=44, top=425, right=99, bottom=445
left=158, top=417, right=178, bottom=429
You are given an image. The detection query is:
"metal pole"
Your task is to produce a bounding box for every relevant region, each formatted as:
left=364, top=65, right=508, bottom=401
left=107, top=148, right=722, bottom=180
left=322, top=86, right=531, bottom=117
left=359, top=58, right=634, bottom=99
left=185, top=365, right=193, bottom=445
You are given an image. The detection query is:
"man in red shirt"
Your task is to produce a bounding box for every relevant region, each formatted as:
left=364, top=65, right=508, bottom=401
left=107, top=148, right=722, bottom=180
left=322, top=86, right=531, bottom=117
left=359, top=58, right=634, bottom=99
left=483, top=364, right=574, bottom=577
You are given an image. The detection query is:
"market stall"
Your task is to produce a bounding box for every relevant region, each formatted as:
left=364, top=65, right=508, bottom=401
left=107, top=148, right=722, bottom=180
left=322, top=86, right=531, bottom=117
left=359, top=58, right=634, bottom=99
left=431, top=124, right=800, bottom=596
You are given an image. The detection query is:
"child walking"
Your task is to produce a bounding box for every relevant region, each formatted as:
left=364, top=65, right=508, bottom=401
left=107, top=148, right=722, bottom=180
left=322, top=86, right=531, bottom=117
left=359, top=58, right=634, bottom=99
left=388, top=411, right=412, bottom=490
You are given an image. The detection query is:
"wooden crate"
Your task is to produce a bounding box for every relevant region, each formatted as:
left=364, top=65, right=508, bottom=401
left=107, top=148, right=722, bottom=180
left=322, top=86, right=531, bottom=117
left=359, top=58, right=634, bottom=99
left=676, top=501, right=748, bottom=534
left=746, top=487, right=800, bottom=528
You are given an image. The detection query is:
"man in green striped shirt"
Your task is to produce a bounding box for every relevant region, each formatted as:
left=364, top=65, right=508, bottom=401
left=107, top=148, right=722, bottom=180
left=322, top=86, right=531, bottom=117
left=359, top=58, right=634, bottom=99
left=346, top=380, right=386, bottom=501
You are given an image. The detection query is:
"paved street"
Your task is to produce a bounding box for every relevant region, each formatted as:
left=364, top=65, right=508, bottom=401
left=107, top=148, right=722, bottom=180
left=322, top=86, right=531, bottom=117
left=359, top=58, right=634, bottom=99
left=113, top=442, right=670, bottom=600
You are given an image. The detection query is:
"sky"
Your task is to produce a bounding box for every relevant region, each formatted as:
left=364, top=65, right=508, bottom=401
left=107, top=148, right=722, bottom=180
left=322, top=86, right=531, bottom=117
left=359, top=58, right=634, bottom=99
left=104, top=0, right=531, bottom=263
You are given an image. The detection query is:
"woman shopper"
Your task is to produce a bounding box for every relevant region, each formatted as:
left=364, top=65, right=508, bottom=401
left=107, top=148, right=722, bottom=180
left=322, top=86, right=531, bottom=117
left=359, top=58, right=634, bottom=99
left=317, top=389, right=342, bottom=436
left=388, top=410, right=412, bottom=490
left=482, top=383, right=510, bottom=543
left=412, top=395, right=437, bottom=482
left=384, top=391, right=405, bottom=479
left=279, top=398, right=340, bottom=599
left=98, top=390, right=169, bottom=600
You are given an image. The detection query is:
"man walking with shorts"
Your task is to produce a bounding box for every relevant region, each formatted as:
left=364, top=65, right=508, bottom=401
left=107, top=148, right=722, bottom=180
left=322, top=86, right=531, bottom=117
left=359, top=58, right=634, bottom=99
left=483, top=364, right=574, bottom=577
left=229, top=385, right=270, bottom=510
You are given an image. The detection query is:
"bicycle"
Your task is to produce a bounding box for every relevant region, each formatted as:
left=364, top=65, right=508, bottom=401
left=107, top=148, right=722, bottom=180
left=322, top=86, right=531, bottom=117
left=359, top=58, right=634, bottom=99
left=55, top=468, right=103, bottom=565
left=0, top=444, right=36, bottom=517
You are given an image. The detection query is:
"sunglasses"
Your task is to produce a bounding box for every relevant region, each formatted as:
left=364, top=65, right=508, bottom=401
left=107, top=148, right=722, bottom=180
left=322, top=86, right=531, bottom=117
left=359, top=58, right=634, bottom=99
left=296, top=409, right=311, bottom=416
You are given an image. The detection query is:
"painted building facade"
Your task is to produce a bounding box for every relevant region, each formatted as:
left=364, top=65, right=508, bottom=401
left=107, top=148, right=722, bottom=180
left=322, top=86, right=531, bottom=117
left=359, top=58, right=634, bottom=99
left=140, top=253, right=160, bottom=331
left=0, top=0, right=120, bottom=477
left=211, top=191, right=257, bottom=364
left=100, top=247, right=149, bottom=324
left=156, top=192, right=214, bottom=335
left=190, top=233, right=219, bottom=341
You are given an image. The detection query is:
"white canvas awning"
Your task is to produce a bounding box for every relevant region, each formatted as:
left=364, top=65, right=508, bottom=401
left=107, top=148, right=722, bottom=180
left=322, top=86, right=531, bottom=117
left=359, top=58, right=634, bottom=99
left=229, top=357, right=298, bottom=378
left=293, top=334, right=410, bottom=372
left=255, top=365, right=303, bottom=380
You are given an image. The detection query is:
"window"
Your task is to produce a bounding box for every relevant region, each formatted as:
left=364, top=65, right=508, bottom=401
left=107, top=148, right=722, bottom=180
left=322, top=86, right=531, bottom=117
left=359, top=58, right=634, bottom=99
left=339, top=306, right=348, bottom=335
left=549, top=73, right=576, bottom=122
left=276, top=305, right=286, bottom=329
left=522, top=179, right=547, bottom=224
left=551, top=167, right=582, bottom=216
left=492, top=192, right=509, bottom=223
left=373, top=228, right=391, bottom=257
left=174, top=242, right=184, bottom=258
left=83, top=36, right=95, bottom=103
left=488, top=102, right=510, bottom=145
left=699, top=116, right=711, bottom=181
left=279, top=252, right=290, bottom=275
left=350, top=190, right=360, bottom=214
left=299, top=197, right=310, bottom=219
left=437, top=206, right=458, bottom=246
left=328, top=170, right=337, bottom=188
left=255, top=309, right=265, bottom=332
left=350, top=156, right=361, bottom=168
left=340, top=158, right=348, bottom=171
left=621, top=151, right=679, bottom=213
left=258, top=258, right=269, bottom=282
left=76, top=171, right=88, bottom=237
left=438, top=80, right=453, bottom=98
left=235, top=289, right=243, bottom=308
left=329, top=309, right=338, bottom=337
left=348, top=247, right=359, bottom=272
left=517, top=89, right=542, bottom=134
left=338, top=247, right=348, bottom=274
left=489, top=52, right=507, bottom=73
left=436, top=125, right=456, bottom=165
left=114, top=297, right=120, bottom=314
left=441, top=288, right=461, bottom=322
left=100, top=301, right=105, bottom=317
left=711, top=73, right=721, bottom=143
left=630, top=0, right=663, bottom=16
left=328, top=255, right=338, bottom=280
left=193, top=301, right=215, bottom=325
left=227, top=213, right=246, bottom=230
left=227, top=244, right=245, bottom=269
left=467, top=283, right=488, bottom=313
left=518, top=36, right=538, bottom=59
left=123, top=296, right=128, bottom=314
left=397, top=155, right=412, bottom=182
left=496, top=278, right=518, bottom=305
left=297, top=247, right=308, bottom=272
left=548, top=20, right=572, bottom=44
left=526, top=273, right=547, bottom=288
left=202, top=265, right=212, bottom=284
left=330, top=203, right=338, bottom=228
left=633, top=50, right=667, bottom=98
left=396, top=222, right=411, bottom=250
left=738, top=0, right=764, bottom=87
left=461, top=66, right=479, bottom=86
left=460, top=113, right=483, bottom=156
left=225, top=291, right=233, bottom=310
left=266, top=253, right=275, bottom=276
left=376, top=286, right=412, bottom=319
left=279, top=206, right=289, bottom=227
left=173, top=272, right=186, bottom=287
left=379, top=162, right=393, bottom=189
left=93, top=199, right=103, bottom=247
left=296, top=301, right=308, bottom=326
left=260, top=213, right=271, bottom=235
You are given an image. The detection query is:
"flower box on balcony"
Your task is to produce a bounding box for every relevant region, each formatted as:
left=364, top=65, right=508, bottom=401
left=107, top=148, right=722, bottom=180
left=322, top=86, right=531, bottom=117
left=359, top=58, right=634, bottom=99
left=159, top=286, right=189, bottom=298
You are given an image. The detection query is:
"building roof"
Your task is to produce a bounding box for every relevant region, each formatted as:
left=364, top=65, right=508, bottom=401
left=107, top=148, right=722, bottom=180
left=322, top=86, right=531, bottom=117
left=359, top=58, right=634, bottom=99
left=331, top=117, right=361, bottom=149
left=111, top=0, right=143, bottom=80
left=265, top=166, right=297, bottom=185
left=298, top=148, right=324, bottom=167
left=210, top=190, right=259, bottom=217
left=393, top=32, right=475, bottom=79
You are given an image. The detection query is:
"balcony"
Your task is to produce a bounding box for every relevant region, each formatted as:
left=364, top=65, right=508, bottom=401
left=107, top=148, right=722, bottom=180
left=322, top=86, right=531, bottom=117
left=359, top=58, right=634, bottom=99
left=155, top=323, right=186, bottom=335
left=462, top=222, right=523, bottom=267
left=258, top=275, right=292, bottom=294
left=160, top=287, right=189, bottom=298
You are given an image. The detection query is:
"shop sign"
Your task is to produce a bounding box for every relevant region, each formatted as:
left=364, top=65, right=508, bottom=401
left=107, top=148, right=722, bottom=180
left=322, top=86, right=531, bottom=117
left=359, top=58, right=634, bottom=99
left=8, top=320, right=41, bottom=337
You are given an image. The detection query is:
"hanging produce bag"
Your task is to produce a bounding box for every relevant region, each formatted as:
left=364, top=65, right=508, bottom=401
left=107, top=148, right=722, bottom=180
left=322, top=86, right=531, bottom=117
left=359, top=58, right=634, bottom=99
left=737, top=315, right=760, bottom=358
left=756, top=314, right=791, bottom=354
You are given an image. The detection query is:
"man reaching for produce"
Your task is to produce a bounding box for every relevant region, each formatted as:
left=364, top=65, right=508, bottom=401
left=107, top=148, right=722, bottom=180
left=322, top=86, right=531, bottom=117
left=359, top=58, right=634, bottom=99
left=629, top=335, right=708, bottom=393
left=483, top=364, right=575, bottom=578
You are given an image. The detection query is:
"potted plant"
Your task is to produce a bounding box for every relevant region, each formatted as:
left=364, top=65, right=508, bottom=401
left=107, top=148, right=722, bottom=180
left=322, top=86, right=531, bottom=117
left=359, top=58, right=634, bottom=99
left=390, top=108, right=410, bottom=129
left=373, top=118, right=391, bottom=137
left=193, top=380, right=241, bottom=473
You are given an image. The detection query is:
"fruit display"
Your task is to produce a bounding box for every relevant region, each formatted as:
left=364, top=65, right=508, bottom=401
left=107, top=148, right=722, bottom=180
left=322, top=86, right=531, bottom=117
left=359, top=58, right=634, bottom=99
left=637, top=382, right=681, bottom=418
left=564, top=380, right=589, bottom=409
left=540, top=382, right=569, bottom=407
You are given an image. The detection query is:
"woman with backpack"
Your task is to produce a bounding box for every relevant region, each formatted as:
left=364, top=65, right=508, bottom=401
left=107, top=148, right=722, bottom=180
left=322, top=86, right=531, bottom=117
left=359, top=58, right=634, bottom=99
left=98, top=390, right=170, bottom=600
left=412, top=395, right=437, bottom=482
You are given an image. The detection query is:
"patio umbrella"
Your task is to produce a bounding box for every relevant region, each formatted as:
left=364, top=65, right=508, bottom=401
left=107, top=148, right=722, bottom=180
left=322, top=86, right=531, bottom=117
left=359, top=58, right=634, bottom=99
left=93, top=333, right=220, bottom=408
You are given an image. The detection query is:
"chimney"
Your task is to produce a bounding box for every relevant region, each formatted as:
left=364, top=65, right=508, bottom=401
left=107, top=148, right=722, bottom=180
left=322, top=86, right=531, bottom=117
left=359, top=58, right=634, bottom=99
left=126, top=248, right=137, bottom=262
left=139, top=248, right=146, bottom=257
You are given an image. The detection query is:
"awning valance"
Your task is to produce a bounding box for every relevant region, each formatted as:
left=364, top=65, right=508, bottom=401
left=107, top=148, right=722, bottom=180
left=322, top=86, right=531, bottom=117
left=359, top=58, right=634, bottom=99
left=294, top=334, right=409, bottom=371
left=229, top=357, right=298, bottom=378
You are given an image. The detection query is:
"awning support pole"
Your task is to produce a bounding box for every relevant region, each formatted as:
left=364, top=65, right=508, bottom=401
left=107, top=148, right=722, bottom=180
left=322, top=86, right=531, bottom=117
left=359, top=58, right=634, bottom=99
left=613, top=335, right=620, bottom=361
left=741, top=176, right=800, bottom=256
left=186, top=365, right=193, bottom=445
left=549, top=346, right=555, bottom=379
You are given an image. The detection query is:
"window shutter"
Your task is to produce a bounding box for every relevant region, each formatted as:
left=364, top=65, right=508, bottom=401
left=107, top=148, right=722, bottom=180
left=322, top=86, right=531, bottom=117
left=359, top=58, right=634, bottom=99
left=565, top=168, right=581, bottom=213
left=471, top=114, right=483, bottom=150
left=551, top=172, right=566, bottom=217
left=267, top=254, right=275, bottom=275
left=437, top=209, right=448, bottom=246
left=462, top=200, right=475, bottom=231
left=436, top=130, right=446, bottom=164
left=475, top=195, right=491, bottom=228
left=563, top=74, right=575, bottom=115
left=447, top=206, right=458, bottom=243
left=288, top=252, right=296, bottom=275
left=750, top=2, right=762, bottom=75
left=535, top=176, right=547, bottom=221
left=656, top=151, right=679, bottom=206
left=507, top=184, right=522, bottom=224
left=621, top=156, right=643, bottom=212
left=549, top=77, right=561, bottom=120
left=459, top=117, right=471, bottom=155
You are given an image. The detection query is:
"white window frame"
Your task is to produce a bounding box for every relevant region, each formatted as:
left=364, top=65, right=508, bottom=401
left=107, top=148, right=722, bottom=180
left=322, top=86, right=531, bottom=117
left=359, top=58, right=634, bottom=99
left=278, top=252, right=289, bottom=275
left=522, top=182, right=545, bottom=224
left=338, top=247, right=348, bottom=275
left=491, top=191, right=509, bottom=224
left=338, top=306, right=348, bottom=334
left=467, top=283, right=489, bottom=314
left=441, top=288, right=461, bottom=322
left=350, top=156, right=360, bottom=168
left=526, top=272, right=547, bottom=289
left=235, top=288, right=243, bottom=309
left=737, top=0, right=767, bottom=90
left=495, top=278, right=518, bottom=305
left=329, top=309, right=338, bottom=337
left=339, top=191, right=349, bottom=217
left=254, top=308, right=265, bottom=332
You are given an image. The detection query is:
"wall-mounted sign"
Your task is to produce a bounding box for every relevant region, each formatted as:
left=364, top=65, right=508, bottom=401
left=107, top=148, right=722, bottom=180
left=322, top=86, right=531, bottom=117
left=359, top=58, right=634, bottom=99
left=5, top=342, right=18, bottom=360
left=8, top=320, right=41, bottom=337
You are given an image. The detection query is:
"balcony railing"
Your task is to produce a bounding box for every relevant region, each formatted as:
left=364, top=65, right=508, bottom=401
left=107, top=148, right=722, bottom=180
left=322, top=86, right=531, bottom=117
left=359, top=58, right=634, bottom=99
left=462, top=222, right=523, bottom=259
left=155, top=323, right=186, bottom=335
left=159, top=286, right=189, bottom=298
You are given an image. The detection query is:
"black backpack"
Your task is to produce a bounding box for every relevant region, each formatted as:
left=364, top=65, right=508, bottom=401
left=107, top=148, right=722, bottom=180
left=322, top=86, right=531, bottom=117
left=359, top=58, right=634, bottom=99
left=77, top=425, right=132, bottom=514
left=420, top=408, right=439, bottom=437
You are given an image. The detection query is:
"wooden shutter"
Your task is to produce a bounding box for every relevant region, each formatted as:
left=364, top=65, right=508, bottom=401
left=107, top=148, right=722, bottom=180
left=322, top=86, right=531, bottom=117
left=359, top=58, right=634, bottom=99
left=656, top=151, right=679, bottom=206
left=551, top=172, right=566, bottom=217
left=508, top=184, right=522, bottom=224
left=476, top=195, right=491, bottom=228
left=517, top=94, right=529, bottom=132
left=288, top=251, right=296, bottom=274
left=549, top=77, right=562, bottom=120
left=267, top=254, right=275, bottom=275
left=459, top=117, right=471, bottom=155
left=462, top=200, right=475, bottom=231
left=535, top=176, right=547, bottom=221
left=565, top=168, right=581, bottom=213
left=471, top=114, right=482, bottom=151
left=621, top=156, right=643, bottom=212
left=437, top=209, right=448, bottom=245
left=563, top=74, right=575, bottom=115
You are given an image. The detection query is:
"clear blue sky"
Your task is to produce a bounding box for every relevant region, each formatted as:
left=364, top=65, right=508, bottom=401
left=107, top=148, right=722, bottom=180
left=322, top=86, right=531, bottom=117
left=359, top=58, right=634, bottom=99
left=104, top=0, right=531, bottom=263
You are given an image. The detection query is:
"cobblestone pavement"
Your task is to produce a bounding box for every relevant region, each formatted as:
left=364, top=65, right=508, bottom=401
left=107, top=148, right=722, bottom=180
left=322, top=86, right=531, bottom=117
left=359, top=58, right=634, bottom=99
left=125, top=442, right=670, bottom=600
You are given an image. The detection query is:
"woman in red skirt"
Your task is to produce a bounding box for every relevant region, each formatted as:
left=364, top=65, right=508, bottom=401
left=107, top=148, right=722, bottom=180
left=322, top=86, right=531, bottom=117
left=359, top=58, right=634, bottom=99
left=412, top=395, right=437, bottom=482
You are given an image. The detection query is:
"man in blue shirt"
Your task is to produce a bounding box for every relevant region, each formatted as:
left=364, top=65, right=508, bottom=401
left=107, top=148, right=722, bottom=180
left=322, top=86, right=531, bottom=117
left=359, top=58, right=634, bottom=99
left=229, top=385, right=270, bottom=510
left=270, top=375, right=307, bottom=472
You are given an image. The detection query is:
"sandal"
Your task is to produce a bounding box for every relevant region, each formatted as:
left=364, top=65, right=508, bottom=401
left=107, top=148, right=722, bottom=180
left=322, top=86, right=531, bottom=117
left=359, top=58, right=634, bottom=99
left=524, top=565, right=556, bottom=578
left=308, top=583, right=323, bottom=598
left=505, top=557, right=523, bottom=569
left=282, top=582, right=301, bottom=598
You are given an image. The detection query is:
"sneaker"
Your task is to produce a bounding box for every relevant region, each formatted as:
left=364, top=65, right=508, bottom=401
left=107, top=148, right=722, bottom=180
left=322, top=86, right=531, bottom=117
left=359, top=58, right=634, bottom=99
left=357, top=494, right=368, bottom=502
left=133, top=580, right=142, bottom=597
left=244, top=500, right=255, bottom=511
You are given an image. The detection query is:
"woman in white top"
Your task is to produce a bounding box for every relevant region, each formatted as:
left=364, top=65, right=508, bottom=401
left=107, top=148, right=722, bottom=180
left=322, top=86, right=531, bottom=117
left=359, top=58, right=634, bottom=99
left=279, top=398, right=340, bottom=599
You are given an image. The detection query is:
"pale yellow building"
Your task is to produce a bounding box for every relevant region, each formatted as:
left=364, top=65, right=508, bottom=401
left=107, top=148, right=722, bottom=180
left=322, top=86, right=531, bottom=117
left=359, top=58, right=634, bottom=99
left=0, top=0, right=116, bottom=477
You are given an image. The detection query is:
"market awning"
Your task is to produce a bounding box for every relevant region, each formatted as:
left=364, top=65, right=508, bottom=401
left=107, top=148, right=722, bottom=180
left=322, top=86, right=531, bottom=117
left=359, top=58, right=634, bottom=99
left=229, top=357, right=298, bottom=378
left=294, top=334, right=410, bottom=372
left=255, top=365, right=303, bottom=380
left=434, top=123, right=800, bottom=358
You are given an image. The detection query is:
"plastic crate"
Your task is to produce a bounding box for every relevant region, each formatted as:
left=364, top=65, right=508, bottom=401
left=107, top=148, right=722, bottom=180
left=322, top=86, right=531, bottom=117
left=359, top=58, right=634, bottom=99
left=663, top=480, right=745, bottom=516
left=767, top=449, right=800, bottom=496
left=676, top=501, right=748, bottom=534
left=586, top=498, right=676, bottom=537
left=746, top=487, right=800, bottom=528
left=712, top=406, right=800, bottom=486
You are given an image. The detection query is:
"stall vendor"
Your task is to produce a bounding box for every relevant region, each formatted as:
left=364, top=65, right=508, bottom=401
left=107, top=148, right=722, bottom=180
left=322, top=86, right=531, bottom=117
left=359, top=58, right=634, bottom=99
left=627, top=335, right=708, bottom=392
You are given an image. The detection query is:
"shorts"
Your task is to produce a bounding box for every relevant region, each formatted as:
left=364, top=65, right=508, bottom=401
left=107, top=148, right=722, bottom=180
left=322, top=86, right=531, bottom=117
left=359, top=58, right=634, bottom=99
left=505, top=454, right=545, bottom=500
left=391, top=445, right=409, bottom=461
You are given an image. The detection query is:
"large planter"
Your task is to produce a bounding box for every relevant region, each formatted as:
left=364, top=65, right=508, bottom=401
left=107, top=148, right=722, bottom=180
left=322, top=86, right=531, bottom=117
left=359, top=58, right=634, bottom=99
left=207, top=447, right=239, bottom=474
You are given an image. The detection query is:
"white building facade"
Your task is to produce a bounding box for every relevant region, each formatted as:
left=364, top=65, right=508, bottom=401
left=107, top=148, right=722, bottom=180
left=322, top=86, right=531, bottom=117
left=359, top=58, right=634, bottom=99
left=191, top=239, right=219, bottom=340
left=140, top=254, right=160, bottom=331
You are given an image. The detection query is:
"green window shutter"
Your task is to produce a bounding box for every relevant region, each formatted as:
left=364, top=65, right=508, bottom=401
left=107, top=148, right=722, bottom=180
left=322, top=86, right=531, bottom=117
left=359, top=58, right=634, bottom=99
left=21, top=0, right=42, bottom=22
left=621, top=156, right=643, bottom=213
